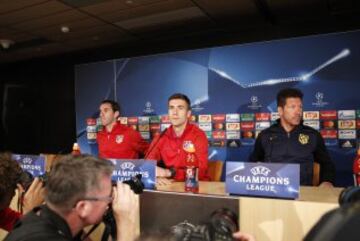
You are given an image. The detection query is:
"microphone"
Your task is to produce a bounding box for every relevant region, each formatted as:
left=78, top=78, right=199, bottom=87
left=144, top=128, right=168, bottom=159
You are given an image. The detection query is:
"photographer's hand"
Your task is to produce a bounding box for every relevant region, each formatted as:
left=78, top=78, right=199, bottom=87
left=233, top=231, right=256, bottom=241
left=19, top=177, right=45, bottom=214
left=112, top=182, right=140, bottom=241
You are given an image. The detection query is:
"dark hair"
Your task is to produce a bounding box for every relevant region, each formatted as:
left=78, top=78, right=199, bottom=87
left=0, top=152, right=22, bottom=204
left=276, top=88, right=303, bottom=107
left=168, top=93, right=191, bottom=110
left=101, top=99, right=121, bottom=113
left=46, top=154, right=114, bottom=212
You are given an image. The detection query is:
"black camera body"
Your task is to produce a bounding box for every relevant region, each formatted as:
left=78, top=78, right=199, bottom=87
left=18, top=171, right=48, bottom=192
left=171, top=208, right=239, bottom=241
left=102, top=174, right=144, bottom=241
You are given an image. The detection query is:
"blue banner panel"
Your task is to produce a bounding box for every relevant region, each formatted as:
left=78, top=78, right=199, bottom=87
left=226, top=162, right=300, bottom=199
left=12, top=154, right=45, bottom=177
left=75, top=30, right=360, bottom=186
left=109, top=159, right=156, bottom=190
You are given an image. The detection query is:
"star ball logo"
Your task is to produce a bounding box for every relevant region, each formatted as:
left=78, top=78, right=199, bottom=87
left=312, top=92, right=328, bottom=107
left=120, top=162, right=135, bottom=170
left=248, top=95, right=262, bottom=110
left=192, top=99, right=204, bottom=112
left=143, top=101, right=154, bottom=114
left=250, top=166, right=271, bottom=176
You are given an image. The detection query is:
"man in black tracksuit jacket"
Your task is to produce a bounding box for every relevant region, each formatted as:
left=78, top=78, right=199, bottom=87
left=250, top=88, right=335, bottom=186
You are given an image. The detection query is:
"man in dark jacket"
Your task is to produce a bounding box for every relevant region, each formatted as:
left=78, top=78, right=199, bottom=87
left=5, top=154, right=139, bottom=241
left=249, top=88, right=335, bottom=186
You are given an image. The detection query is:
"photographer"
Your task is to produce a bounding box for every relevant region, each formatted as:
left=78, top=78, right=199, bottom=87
left=5, top=154, right=140, bottom=241
left=0, top=152, right=44, bottom=232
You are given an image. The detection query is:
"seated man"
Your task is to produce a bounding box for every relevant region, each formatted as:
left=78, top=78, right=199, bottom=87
left=5, top=154, right=140, bottom=241
left=146, top=93, right=209, bottom=181
left=97, top=100, right=149, bottom=159
left=249, top=88, right=335, bottom=186
left=0, top=152, right=44, bottom=232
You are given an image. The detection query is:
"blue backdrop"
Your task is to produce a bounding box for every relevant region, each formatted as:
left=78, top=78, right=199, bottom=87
left=75, top=30, right=360, bottom=187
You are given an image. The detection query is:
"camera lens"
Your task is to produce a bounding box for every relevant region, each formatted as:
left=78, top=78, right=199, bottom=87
left=210, top=208, right=238, bottom=235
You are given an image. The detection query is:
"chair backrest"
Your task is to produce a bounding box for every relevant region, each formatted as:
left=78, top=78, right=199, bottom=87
left=208, top=161, right=224, bottom=181
left=313, top=162, right=320, bottom=186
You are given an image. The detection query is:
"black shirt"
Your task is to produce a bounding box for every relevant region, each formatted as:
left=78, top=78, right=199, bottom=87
left=5, top=205, right=73, bottom=241
left=249, top=120, right=335, bottom=185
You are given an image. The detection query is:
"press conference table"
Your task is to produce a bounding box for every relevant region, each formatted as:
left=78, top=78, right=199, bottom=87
left=0, top=181, right=342, bottom=241
left=147, top=181, right=342, bottom=241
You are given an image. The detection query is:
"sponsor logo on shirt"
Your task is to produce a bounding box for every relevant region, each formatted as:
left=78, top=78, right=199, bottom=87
left=298, top=134, right=309, bottom=145
left=116, top=135, right=124, bottom=144
left=183, top=141, right=195, bottom=152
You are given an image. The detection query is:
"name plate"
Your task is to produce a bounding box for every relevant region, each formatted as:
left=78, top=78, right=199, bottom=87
left=12, top=154, right=46, bottom=177
left=109, top=159, right=156, bottom=189
left=225, top=162, right=300, bottom=199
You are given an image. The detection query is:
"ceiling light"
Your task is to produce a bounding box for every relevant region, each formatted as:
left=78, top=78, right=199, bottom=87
left=61, top=26, right=70, bottom=33
left=0, top=39, right=14, bottom=49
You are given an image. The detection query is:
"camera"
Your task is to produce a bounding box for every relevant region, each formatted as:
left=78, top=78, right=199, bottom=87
left=171, top=208, right=239, bottom=241
left=17, top=170, right=48, bottom=192
left=101, top=174, right=145, bottom=240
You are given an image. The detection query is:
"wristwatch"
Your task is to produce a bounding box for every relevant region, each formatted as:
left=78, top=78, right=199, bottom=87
left=168, top=167, right=176, bottom=179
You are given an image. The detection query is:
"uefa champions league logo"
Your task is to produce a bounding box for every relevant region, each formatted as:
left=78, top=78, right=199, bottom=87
left=192, top=99, right=204, bottom=112
left=248, top=95, right=262, bottom=110
left=315, top=92, right=323, bottom=101
left=312, top=91, right=328, bottom=107
left=143, top=101, right=154, bottom=114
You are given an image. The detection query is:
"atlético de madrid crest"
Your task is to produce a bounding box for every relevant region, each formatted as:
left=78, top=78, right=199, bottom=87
left=298, top=133, right=309, bottom=145
left=116, top=135, right=124, bottom=144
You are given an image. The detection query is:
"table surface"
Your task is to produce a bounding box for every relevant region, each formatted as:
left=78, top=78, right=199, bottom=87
left=154, top=181, right=343, bottom=203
